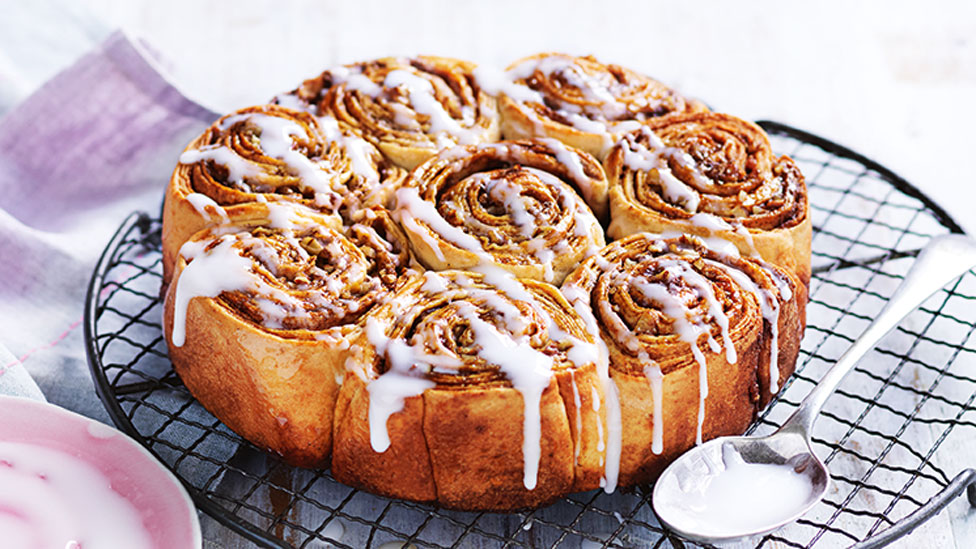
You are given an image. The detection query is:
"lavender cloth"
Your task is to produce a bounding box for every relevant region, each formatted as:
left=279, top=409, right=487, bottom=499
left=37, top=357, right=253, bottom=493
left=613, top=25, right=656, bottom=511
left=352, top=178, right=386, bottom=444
left=0, top=31, right=218, bottom=414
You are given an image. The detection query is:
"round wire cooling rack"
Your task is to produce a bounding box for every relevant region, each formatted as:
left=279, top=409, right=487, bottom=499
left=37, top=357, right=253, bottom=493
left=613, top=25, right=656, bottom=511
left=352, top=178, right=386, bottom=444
left=85, top=121, right=976, bottom=549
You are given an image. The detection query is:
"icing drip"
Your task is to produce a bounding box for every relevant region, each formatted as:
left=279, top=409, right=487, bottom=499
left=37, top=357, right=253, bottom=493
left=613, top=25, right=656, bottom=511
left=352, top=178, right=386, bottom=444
left=707, top=259, right=783, bottom=392
left=364, top=318, right=438, bottom=452
left=185, top=192, right=229, bottom=224
left=171, top=236, right=257, bottom=347
left=627, top=261, right=737, bottom=446
left=559, top=284, right=624, bottom=492
left=602, top=372, right=623, bottom=491
left=591, top=385, right=604, bottom=454
left=220, top=113, right=332, bottom=193
left=329, top=65, right=383, bottom=96
left=364, top=269, right=601, bottom=491
left=473, top=65, right=544, bottom=104
left=456, top=303, right=554, bottom=490
left=316, top=115, right=382, bottom=187
left=180, top=146, right=259, bottom=183
left=384, top=69, right=480, bottom=145
left=172, top=216, right=384, bottom=345
left=570, top=371, right=583, bottom=464
left=688, top=212, right=761, bottom=259
left=180, top=112, right=342, bottom=206
left=672, top=232, right=794, bottom=395
left=397, top=158, right=599, bottom=282
left=395, top=187, right=486, bottom=261
left=620, top=127, right=703, bottom=212
left=483, top=56, right=659, bottom=152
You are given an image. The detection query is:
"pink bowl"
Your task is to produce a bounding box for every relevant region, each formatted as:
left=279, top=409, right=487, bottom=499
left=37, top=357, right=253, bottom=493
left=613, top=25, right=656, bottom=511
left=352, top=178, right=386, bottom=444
left=0, top=395, right=201, bottom=549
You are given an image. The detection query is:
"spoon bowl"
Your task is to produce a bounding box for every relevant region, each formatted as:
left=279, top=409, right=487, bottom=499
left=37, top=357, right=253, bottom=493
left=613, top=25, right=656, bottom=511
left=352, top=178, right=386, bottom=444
left=651, top=235, right=976, bottom=543
left=653, top=431, right=828, bottom=541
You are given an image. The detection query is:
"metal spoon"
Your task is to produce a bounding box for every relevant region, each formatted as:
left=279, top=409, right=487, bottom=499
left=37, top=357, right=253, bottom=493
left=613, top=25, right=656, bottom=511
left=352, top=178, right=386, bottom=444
left=652, top=234, right=976, bottom=543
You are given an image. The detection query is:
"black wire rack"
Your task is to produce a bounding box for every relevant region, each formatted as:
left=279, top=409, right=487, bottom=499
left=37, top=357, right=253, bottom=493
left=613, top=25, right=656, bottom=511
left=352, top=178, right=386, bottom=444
left=85, top=121, right=976, bottom=549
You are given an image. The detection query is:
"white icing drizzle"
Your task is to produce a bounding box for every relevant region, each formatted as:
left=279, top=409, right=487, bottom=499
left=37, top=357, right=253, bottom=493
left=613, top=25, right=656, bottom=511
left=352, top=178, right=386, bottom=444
left=620, top=127, right=702, bottom=212
left=628, top=269, right=718, bottom=446
left=172, top=218, right=374, bottom=346
left=180, top=112, right=342, bottom=205
left=644, top=362, right=665, bottom=454
left=473, top=65, right=544, bottom=104
left=179, top=146, right=259, bottom=183
left=670, top=232, right=795, bottom=395
left=0, top=441, right=153, bottom=549
left=271, top=92, right=310, bottom=112
left=316, top=115, right=381, bottom=187
left=329, top=65, right=383, bottom=96
left=570, top=371, right=583, bottom=465
left=470, top=268, right=607, bottom=488
left=486, top=56, right=654, bottom=153
left=363, top=269, right=604, bottom=491
left=221, top=113, right=333, bottom=192
left=537, top=137, right=600, bottom=208
left=383, top=69, right=480, bottom=146
left=559, top=284, right=623, bottom=492
left=482, top=173, right=536, bottom=239
left=602, top=371, right=623, bottom=490
left=171, top=236, right=258, bottom=347
left=688, top=212, right=761, bottom=259
left=185, top=193, right=229, bottom=224
left=706, top=258, right=783, bottom=392
left=364, top=317, right=438, bottom=452
left=395, top=187, right=486, bottom=261
left=455, top=303, right=553, bottom=490
left=396, top=165, right=598, bottom=280
left=590, top=384, right=605, bottom=454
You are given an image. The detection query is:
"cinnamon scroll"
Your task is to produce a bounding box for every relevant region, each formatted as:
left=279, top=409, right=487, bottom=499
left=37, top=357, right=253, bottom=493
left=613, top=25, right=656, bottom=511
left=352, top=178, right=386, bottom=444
left=162, top=204, right=415, bottom=466
left=162, top=104, right=406, bottom=279
left=333, top=269, right=615, bottom=509
left=276, top=56, right=501, bottom=170
left=483, top=52, right=705, bottom=159
left=561, top=234, right=805, bottom=484
left=604, top=112, right=812, bottom=284
left=394, top=140, right=607, bottom=285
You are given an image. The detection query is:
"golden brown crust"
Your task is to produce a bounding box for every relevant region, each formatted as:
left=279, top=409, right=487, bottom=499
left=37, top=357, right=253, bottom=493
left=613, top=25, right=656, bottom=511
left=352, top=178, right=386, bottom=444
left=279, top=56, right=501, bottom=170
left=605, top=112, right=812, bottom=285
left=394, top=140, right=607, bottom=285
left=163, top=290, right=352, bottom=467
left=498, top=53, right=706, bottom=159
left=561, top=234, right=805, bottom=485
left=331, top=270, right=600, bottom=510
left=162, top=207, right=416, bottom=466
left=331, top=373, right=438, bottom=502
left=162, top=104, right=406, bottom=279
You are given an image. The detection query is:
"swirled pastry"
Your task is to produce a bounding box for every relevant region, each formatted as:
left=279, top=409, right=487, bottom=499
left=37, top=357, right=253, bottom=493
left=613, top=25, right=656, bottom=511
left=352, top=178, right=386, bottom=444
left=158, top=51, right=812, bottom=511
left=605, top=113, right=812, bottom=284
left=276, top=56, right=500, bottom=170
left=162, top=203, right=416, bottom=466
left=481, top=52, right=705, bottom=159
left=394, top=140, right=606, bottom=284
left=163, top=104, right=406, bottom=279
left=332, top=268, right=612, bottom=509
left=561, top=234, right=805, bottom=484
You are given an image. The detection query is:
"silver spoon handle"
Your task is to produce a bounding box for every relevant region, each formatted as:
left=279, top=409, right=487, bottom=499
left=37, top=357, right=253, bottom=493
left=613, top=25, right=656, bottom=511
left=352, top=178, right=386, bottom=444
left=782, top=234, right=976, bottom=435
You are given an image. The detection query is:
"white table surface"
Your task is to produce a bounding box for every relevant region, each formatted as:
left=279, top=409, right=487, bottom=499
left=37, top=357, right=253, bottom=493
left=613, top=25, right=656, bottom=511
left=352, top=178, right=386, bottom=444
left=66, top=1, right=976, bottom=547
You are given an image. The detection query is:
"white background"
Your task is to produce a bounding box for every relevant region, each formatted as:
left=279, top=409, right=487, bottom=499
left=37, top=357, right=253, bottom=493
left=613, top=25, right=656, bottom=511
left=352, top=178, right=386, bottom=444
left=78, top=0, right=976, bottom=234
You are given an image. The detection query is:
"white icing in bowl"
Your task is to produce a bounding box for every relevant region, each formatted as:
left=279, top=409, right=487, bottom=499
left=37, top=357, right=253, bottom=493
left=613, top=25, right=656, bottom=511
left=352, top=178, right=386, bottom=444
left=0, top=396, right=201, bottom=549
